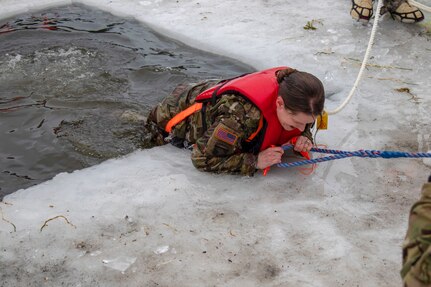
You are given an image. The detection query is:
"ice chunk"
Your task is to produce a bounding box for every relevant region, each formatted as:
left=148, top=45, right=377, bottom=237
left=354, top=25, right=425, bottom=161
left=154, top=245, right=170, bottom=255
left=102, top=256, right=137, bottom=273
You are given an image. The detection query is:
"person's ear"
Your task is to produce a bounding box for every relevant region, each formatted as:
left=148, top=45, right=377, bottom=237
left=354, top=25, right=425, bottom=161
left=276, top=96, right=284, bottom=109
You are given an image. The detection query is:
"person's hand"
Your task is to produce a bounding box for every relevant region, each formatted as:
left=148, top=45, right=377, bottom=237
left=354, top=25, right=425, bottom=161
left=256, top=146, right=284, bottom=170
left=292, top=135, right=313, bottom=153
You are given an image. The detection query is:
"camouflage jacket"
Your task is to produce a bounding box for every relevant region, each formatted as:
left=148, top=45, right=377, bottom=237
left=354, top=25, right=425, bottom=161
left=145, top=80, right=313, bottom=176
left=401, top=182, right=431, bottom=286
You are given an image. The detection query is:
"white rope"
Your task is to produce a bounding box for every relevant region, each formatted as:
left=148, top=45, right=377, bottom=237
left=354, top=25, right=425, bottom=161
left=408, top=0, right=431, bottom=13
left=327, top=0, right=384, bottom=115
left=327, top=0, right=430, bottom=115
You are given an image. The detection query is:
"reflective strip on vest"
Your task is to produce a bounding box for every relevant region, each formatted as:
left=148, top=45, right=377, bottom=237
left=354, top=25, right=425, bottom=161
left=164, top=102, right=203, bottom=133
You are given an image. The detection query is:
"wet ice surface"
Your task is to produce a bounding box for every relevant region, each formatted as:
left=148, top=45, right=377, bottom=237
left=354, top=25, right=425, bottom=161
left=0, top=0, right=430, bottom=286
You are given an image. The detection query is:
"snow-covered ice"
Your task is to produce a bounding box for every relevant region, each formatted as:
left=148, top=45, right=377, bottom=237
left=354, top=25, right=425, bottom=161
left=0, top=0, right=430, bottom=286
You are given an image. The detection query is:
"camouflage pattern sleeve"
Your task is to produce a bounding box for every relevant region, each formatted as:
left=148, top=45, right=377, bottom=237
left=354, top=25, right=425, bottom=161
left=191, top=95, right=261, bottom=176
left=401, top=182, right=431, bottom=287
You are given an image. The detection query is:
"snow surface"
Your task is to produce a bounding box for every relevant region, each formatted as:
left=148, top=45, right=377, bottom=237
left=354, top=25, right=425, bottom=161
left=1, top=0, right=430, bottom=286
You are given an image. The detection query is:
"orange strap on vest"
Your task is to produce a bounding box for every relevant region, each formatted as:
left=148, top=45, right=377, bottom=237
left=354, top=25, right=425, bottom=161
left=165, top=102, right=263, bottom=142
left=165, top=102, right=203, bottom=133
left=245, top=116, right=263, bottom=142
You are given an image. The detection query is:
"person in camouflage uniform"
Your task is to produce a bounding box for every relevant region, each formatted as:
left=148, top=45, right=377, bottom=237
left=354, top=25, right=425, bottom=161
left=143, top=67, right=325, bottom=176
left=350, top=0, right=424, bottom=23
left=401, top=174, right=431, bottom=286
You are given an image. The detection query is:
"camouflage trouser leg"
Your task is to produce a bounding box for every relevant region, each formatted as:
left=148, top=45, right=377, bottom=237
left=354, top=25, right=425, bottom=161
left=142, top=80, right=220, bottom=148
left=401, top=183, right=431, bottom=287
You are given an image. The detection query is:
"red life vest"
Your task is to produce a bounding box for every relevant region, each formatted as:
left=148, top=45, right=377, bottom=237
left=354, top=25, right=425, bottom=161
left=195, top=66, right=302, bottom=151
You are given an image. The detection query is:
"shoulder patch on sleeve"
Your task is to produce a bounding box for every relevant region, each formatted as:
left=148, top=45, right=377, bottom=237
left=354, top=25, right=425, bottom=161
left=214, top=125, right=238, bottom=146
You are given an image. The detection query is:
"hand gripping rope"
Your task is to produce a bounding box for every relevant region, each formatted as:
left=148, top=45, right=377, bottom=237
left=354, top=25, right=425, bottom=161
left=277, top=144, right=431, bottom=169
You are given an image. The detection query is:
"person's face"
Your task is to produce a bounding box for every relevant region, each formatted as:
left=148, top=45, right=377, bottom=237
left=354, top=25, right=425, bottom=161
left=275, top=96, right=315, bottom=131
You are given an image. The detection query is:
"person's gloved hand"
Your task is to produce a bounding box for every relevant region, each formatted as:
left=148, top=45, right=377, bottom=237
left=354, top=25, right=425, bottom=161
left=428, top=174, right=431, bottom=183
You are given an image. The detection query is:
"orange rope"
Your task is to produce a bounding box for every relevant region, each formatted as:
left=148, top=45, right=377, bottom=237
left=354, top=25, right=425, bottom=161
left=285, top=144, right=327, bottom=176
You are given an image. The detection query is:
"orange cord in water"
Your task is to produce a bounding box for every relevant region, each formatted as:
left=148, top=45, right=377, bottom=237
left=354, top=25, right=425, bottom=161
left=285, top=144, right=328, bottom=176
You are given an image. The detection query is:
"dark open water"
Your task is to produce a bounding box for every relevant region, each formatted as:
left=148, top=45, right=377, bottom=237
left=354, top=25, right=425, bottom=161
left=0, top=4, right=254, bottom=198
